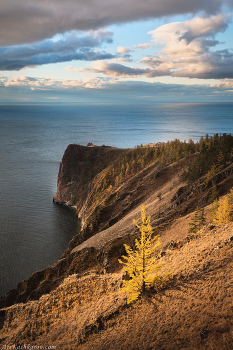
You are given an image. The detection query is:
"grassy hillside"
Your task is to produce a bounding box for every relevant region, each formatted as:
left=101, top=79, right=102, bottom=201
left=1, top=210, right=233, bottom=349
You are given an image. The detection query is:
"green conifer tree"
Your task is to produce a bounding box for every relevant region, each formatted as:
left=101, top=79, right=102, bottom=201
left=208, top=186, right=219, bottom=204
left=119, top=205, right=172, bottom=304
left=188, top=206, right=206, bottom=234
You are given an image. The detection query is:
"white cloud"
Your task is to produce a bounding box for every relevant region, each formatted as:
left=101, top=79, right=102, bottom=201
left=108, top=57, right=132, bottom=63
left=134, top=43, right=153, bottom=49
left=117, top=46, right=131, bottom=54
left=0, top=75, right=116, bottom=90
left=210, top=79, right=233, bottom=88
left=148, top=14, right=229, bottom=58
left=143, top=14, right=233, bottom=79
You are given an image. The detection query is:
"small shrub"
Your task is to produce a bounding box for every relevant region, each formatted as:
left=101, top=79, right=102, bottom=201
left=71, top=194, right=76, bottom=205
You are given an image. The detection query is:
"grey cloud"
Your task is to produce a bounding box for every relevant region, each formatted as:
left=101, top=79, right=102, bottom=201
left=123, top=54, right=133, bottom=61
left=172, top=51, right=233, bottom=79
left=0, top=32, right=113, bottom=60
left=217, top=48, right=233, bottom=55
left=141, top=51, right=233, bottom=80
left=79, top=61, right=171, bottom=77
left=0, top=32, right=114, bottom=70
left=0, top=0, right=232, bottom=46
left=93, top=62, right=152, bottom=76
left=0, top=52, right=114, bottom=71
left=177, top=13, right=230, bottom=44
left=201, top=39, right=220, bottom=47
left=141, top=56, right=167, bottom=67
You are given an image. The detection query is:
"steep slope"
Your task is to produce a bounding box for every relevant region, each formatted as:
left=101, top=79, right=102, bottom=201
left=1, top=216, right=233, bottom=349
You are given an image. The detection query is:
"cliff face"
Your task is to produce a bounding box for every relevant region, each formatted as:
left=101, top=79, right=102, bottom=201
left=53, top=143, right=129, bottom=209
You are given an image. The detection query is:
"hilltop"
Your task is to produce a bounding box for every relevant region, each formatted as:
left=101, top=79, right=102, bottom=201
left=1, top=134, right=233, bottom=349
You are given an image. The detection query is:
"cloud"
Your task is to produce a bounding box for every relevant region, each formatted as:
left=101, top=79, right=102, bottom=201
left=1, top=75, right=233, bottom=103
left=66, top=61, right=152, bottom=77
left=3, top=76, right=38, bottom=87
left=178, top=14, right=230, bottom=43
left=0, top=75, right=113, bottom=90
left=108, top=57, right=132, bottom=63
left=68, top=14, right=233, bottom=81
left=117, top=47, right=131, bottom=54
left=142, top=14, right=233, bottom=79
left=148, top=14, right=230, bottom=58
left=0, top=31, right=114, bottom=70
left=210, top=79, right=233, bottom=88
left=0, top=0, right=232, bottom=46
left=134, top=43, right=153, bottom=49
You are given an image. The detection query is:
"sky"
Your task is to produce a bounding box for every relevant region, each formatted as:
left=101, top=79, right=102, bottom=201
left=1, top=0, right=233, bottom=103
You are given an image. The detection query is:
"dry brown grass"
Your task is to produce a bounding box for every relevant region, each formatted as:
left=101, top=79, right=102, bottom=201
left=77, top=222, right=233, bottom=350
left=1, top=218, right=233, bottom=349
left=0, top=273, right=125, bottom=349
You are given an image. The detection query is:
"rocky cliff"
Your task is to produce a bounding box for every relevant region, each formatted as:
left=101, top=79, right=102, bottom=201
left=1, top=137, right=233, bottom=349
left=53, top=143, right=129, bottom=207
left=1, top=139, right=233, bottom=309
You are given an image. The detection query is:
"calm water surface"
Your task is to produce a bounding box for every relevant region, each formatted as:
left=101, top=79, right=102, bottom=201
left=0, top=102, right=232, bottom=295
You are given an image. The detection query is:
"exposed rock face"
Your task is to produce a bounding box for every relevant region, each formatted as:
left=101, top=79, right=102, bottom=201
left=53, top=143, right=128, bottom=207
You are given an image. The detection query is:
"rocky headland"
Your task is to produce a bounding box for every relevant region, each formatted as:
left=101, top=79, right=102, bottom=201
left=1, top=135, right=233, bottom=349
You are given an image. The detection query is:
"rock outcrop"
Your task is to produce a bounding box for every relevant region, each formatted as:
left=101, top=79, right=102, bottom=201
left=53, top=143, right=129, bottom=208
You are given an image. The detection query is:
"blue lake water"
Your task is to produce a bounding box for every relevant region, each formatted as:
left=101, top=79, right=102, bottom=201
left=0, top=102, right=232, bottom=296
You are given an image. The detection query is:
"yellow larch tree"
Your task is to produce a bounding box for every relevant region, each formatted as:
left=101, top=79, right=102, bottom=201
left=119, top=205, right=172, bottom=304
left=211, top=193, right=233, bottom=225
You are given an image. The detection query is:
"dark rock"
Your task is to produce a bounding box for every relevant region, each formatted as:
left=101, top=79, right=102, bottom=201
left=159, top=251, right=166, bottom=257
left=199, top=328, right=210, bottom=341
left=171, top=186, right=188, bottom=202
left=0, top=309, right=6, bottom=330
left=164, top=240, right=178, bottom=250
